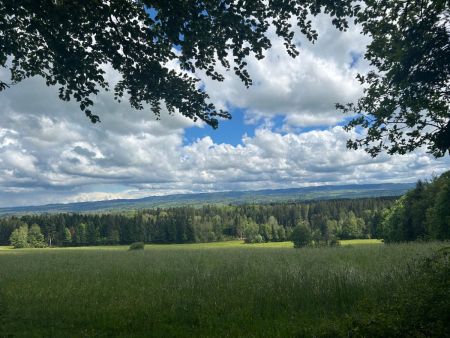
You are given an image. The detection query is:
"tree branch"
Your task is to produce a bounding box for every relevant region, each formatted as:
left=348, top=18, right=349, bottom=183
left=0, top=80, right=11, bottom=91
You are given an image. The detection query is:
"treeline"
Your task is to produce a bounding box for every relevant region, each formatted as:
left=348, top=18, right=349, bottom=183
left=0, top=197, right=394, bottom=247
left=382, top=171, right=450, bottom=242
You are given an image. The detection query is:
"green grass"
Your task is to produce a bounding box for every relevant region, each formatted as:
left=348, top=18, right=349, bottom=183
left=0, top=241, right=444, bottom=337
left=339, top=239, right=383, bottom=245
left=0, top=239, right=382, bottom=252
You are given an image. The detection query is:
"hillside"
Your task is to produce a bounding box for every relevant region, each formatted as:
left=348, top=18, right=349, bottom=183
left=0, top=183, right=414, bottom=215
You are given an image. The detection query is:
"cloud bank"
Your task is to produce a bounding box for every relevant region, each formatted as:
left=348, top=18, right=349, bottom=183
left=0, top=16, right=448, bottom=207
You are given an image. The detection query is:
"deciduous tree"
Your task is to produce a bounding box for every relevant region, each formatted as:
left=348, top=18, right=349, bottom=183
left=9, top=225, right=29, bottom=248
left=0, top=0, right=354, bottom=126
left=28, top=223, right=46, bottom=248
left=291, top=221, right=311, bottom=248
left=338, top=0, right=450, bottom=157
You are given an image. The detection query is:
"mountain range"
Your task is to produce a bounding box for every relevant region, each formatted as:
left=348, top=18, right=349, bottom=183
left=0, top=182, right=416, bottom=215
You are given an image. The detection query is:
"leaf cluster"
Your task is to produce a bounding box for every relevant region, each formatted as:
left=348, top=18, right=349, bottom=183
left=338, top=0, right=450, bottom=157
left=0, top=0, right=355, bottom=126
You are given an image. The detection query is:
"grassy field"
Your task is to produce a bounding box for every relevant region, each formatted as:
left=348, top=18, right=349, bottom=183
left=0, top=240, right=445, bottom=337
left=0, top=238, right=383, bottom=252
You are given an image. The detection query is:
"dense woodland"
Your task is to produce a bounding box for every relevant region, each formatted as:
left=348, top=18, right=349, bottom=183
left=382, top=171, right=450, bottom=243
left=2, top=171, right=449, bottom=248
left=1, top=198, right=393, bottom=247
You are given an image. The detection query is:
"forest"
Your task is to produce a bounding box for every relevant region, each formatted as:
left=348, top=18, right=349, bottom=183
left=2, top=170, right=449, bottom=248
left=1, top=197, right=393, bottom=247
left=382, top=170, right=450, bottom=242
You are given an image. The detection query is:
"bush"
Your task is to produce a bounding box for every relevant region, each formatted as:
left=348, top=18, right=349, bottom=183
left=253, top=234, right=264, bottom=243
left=129, top=242, right=145, bottom=250
left=328, top=238, right=340, bottom=247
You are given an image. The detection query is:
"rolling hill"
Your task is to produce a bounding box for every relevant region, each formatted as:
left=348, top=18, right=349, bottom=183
left=0, top=182, right=415, bottom=215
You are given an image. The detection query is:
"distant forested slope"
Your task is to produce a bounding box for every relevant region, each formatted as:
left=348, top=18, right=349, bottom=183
left=0, top=197, right=394, bottom=246
left=3, top=173, right=448, bottom=248
left=0, top=183, right=414, bottom=215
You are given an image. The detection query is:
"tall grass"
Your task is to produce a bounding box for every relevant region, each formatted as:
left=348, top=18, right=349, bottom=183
left=0, top=241, right=445, bottom=337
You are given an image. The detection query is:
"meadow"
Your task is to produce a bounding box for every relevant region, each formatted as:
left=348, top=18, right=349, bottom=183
left=0, top=240, right=447, bottom=337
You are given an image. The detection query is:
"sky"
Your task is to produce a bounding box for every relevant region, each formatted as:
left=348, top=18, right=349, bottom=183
left=0, top=14, right=449, bottom=208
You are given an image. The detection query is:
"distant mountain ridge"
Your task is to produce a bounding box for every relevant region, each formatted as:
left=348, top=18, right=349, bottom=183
left=0, top=183, right=415, bottom=215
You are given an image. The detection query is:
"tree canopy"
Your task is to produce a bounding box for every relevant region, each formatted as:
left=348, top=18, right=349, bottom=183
left=0, top=0, right=353, bottom=126
left=338, top=0, right=450, bottom=157
left=0, top=197, right=393, bottom=246
left=381, top=170, right=450, bottom=242
left=1, top=1, right=448, bottom=157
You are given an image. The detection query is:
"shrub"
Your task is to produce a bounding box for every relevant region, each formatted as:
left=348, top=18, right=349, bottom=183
left=328, top=238, right=340, bottom=247
left=129, top=242, right=145, bottom=250
left=253, top=234, right=264, bottom=243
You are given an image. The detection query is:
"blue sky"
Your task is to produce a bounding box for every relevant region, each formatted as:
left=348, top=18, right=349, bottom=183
left=184, top=109, right=256, bottom=146
left=0, top=14, right=449, bottom=207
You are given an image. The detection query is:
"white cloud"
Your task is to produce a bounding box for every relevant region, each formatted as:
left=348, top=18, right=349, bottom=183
left=200, top=14, right=371, bottom=128
left=0, top=17, right=448, bottom=208
left=1, top=150, right=37, bottom=174
left=180, top=127, right=449, bottom=191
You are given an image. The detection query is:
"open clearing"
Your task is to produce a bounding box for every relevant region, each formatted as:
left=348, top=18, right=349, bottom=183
left=0, top=240, right=444, bottom=337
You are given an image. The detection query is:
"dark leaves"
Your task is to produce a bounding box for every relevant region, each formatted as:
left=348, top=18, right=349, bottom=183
left=0, top=0, right=355, bottom=128
left=0, top=80, right=10, bottom=91
left=339, top=0, right=450, bottom=158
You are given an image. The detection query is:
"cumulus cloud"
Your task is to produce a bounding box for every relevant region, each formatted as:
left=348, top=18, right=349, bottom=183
left=200, top=14, right=371, bottom=128
left=181, top=127, right=449, bottom=191
left=0, top=17, right=448, bottom=208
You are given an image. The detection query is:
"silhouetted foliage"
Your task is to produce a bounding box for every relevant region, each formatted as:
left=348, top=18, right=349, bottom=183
left=0, top=0, right=354, bottom=126
left=338, top=0, right=450, bottom=157
left=1, top=1, right=446, bottom=156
